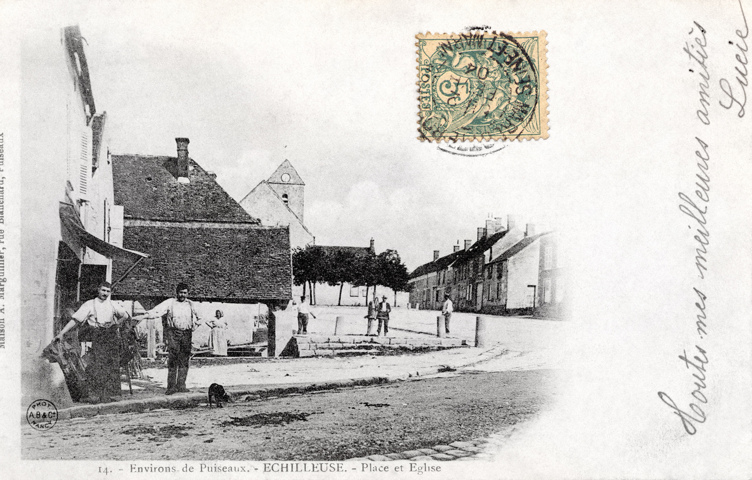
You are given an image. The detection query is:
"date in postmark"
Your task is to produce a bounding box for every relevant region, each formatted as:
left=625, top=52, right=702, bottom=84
left=417, top=31, right=549, bottom=142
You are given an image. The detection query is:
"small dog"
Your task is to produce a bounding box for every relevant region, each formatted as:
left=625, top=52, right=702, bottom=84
left=208, top=383, right=232, bottom=408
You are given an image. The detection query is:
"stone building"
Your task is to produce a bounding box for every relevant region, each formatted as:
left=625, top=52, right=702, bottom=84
left=484, top=230, right=549, bottom=315
left=110, top=139, right=294, bottom=355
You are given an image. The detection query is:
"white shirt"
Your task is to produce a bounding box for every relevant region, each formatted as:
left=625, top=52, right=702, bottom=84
left=147, top=298, right=200, bottom=330
left=442, top=299, right=453, bottom=314
left=72, top=298, right=129, bottom=328
left=297, top=301, right=312, bottom=315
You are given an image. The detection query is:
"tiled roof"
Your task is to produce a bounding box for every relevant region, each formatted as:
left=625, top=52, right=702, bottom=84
left=489, top=232, right=550, bottom=264
left=112, top=225, right=292, bottom=302
left=316, top=245, right=372, bottom=256
left=409, top=250, right=464, bottom=279
left=112, top=154, right=259, bottom=223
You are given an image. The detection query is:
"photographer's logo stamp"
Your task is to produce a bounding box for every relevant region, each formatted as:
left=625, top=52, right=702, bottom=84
left=417, top=31, right=549, bottom=142
left=26, top=399, right=58, bottom=430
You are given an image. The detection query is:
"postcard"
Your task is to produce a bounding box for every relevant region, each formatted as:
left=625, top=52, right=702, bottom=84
left=0, top=0, right=751, bottom=479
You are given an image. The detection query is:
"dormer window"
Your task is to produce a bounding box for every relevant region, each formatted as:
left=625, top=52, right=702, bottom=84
left=282, top=194, right=289, bottom=205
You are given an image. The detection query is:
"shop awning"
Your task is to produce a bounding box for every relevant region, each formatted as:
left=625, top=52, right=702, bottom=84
left=59, top=202, right=148, bottom=263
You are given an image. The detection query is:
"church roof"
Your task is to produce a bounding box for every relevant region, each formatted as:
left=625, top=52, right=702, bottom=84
left=267, top=159, right=305, bottom=185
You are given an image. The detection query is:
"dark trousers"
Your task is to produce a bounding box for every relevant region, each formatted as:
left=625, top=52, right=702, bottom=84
left=165, top=327, right=192, bottom=391
left=297, top=313, right=309, bottom=334
left=377, top=315, right=389, bottom=335
left=443, top=312, right=452, bottom=333
left=87, top=327, right=121, bottom=399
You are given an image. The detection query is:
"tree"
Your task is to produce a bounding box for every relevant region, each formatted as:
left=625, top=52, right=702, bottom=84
left=292, top=246, right=326, bottom=304
left=377, top=250, right=412, bottom=305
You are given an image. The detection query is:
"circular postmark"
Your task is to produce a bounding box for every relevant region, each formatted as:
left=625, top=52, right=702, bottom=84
left=437, top=141, right=507, bottom=157
left=26, top=399, right=58, bottom=431
left=419, top=32, right=540, bottom=141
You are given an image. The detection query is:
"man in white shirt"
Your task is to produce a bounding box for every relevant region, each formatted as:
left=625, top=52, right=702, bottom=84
left=54, top=282, right=130, bottom=403
left=442, top=293, right=453, bottom=334
left=296, top=296, right=316, bottom=335
left=137, top=283, right=202, bottom=395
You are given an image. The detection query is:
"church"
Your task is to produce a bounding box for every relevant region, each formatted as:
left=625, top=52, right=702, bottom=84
left=239, top=160, right=394, bottom=306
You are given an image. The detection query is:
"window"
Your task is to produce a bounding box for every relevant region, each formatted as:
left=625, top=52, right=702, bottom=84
left=350, top=285, right=360, bottom=297
left=543, top=278, right=552, bottom=303
left=281, top=173, right=291, bottom=183
left=282, top=194, right=289, bottom=205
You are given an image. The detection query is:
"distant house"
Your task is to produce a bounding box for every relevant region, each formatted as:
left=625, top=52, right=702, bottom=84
left=484, top=231, right=549, bottom=315
left=408, top=248, right=464, bottom=310
left=450, top=218, right=526, bottom=312
left=239, top=160, right=314, bottom=250
left=409, top=216, right=562, bottom=316
left=110, top=138, right=293, bottom=354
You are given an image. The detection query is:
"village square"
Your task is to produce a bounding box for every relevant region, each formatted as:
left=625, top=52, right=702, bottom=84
left=19, top=25, right=567, bottom=461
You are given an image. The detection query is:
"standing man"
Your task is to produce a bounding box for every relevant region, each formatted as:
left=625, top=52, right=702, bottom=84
left=376, top=294, right=391, bottom=336
left=442, top=293, right=453, bottom=334
left=54, top=281, right=130, bottom=403
left=364, top=294, right=378, bottom=336
left=138, top=283, right=202, bottom=395
left=296, top=295, right=316, bottom=335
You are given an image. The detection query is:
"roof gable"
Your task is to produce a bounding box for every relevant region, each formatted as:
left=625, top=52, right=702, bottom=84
left=239, top=181, right=314, bottom=238
left=112, top=154, right=259, bottom=223
left=490, top=232, right=550, bottom=263
left=267, top=159, right=305, bottom=185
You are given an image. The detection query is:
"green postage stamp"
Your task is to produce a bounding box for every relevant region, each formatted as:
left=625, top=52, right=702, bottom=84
left=416, top=31, right=549, bottom=142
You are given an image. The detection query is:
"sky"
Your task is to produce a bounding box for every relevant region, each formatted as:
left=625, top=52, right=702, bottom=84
left=30, top=0, right=569, bottom=271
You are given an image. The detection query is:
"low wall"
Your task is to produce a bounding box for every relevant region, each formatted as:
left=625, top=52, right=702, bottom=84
left=281, top=335, right=467, bottom=358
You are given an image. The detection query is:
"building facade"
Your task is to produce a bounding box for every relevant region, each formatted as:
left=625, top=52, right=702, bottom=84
left=20, top=26, right=145, bottom=407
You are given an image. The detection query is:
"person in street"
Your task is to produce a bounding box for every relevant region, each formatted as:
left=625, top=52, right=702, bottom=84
left=206, top=309, right=228, bottom=356
left=364, top=295, right=378, bottom=335
left=296, top=295, right=316, bottom=335
left=54, top=281, right=130, bottom=403
left=137, top=283, right=202, bottom=395
left=442, top=293, right=453, bottom=334
left=376, top=294, right=391, bottom=336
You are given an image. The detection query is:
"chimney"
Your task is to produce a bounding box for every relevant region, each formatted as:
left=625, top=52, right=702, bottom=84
left=476, top=227, right=487, bottom=241
left=370, top=238, right=375, bottom=252
left=176, top=137, right=190, bottom=184
left=507, top=214, right=522, bottom=231
left=486, top=217, right=505, bottom=234
left=433, top=250, right=440, bottom=261
left=464, top=239, right=472, bottom=250
left=453, top=244, right=460, bottom=253
left=526, top=223, right=536, bottom=237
